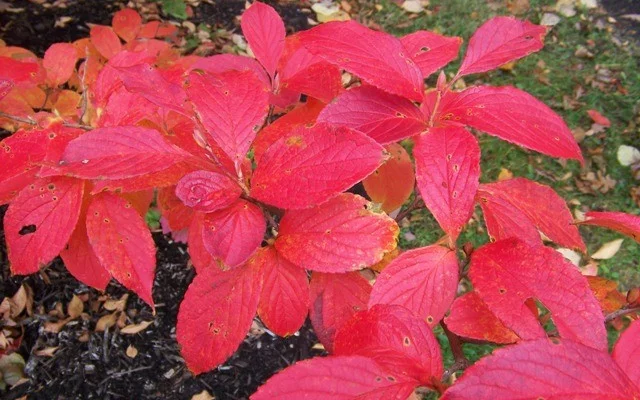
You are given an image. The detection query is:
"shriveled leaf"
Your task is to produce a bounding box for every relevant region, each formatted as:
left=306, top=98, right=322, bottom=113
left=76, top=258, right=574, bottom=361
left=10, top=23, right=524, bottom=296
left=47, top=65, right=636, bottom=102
left=363, top=143, right=415, bottom=213
left=444, top=291, right=519, bottom=344
left=456, top=17, right=547, bottom=78
left=317, top=86, right=426, bottom=145
left=414, top=126, right=480, bottom=242
left=470, top=239, right=607, bottom=350
left=434, top=86, right=583, bottom=161
left=612, top=319, right=640, bottom=386
left=175, top=170, right=242, bottom=212
left=587, top=109, right=611, bottom=127
left=276, top=194, right=399, bottom=272
left=253, top=355, right=419, bottom=400
left=586, top=276, right=626, bottom=314
left=201, top=200, right=265, bottom=268
left=369, top=245, right=458, bottom=327
left=177, top=263, right=262, bottom=374
left=241, top=2, right=285, bottom=78
left=86, top=193, right=156, bottom=307
left=591, top=238, right=624, bottom=260
left=255, top=247, right=309, bottom=337
left=43, top=43, right=77, bottom=87
left=251, top=123, right=385, bottom=209
left=400, top=31, right=462, bottom=78
left=476, top=178, right=586, bottom=251
left=309, top=271, right=372, bottom=353
left=90, top=25, right=122, bottom=59
left=5, top=177, right=84, bottom=275
left=112, top=9, right=142, bottom=42
left=120, top=320, right=153, bottom=334
left=579, top=211, right=640, bottom=243
left=299, top=21, right=424, bottom=101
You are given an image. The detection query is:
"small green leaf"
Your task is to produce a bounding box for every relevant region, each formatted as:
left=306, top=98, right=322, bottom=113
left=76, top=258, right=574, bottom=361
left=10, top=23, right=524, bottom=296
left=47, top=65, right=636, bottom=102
left=160, top=0, right=187, bottom=20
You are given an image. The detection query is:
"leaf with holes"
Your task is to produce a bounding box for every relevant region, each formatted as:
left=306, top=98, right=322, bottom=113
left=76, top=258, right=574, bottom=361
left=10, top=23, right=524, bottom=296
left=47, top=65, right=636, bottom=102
left=309, top=271, right=371, bottom=353
left=456, top=17, right=547, bottom=78
left=298, top=21, right=424, bottom=101
left=177, top=262, right=262, bottom=375
left=317, top=86, right=426, bottom=145
left=441, top=338, right=640, bottom=400
left=43, top=43, right=77, bottom=87
left=579, top=211, right=640, bottom=243
left=276, top=194, right=398, bottom=272
left=241, top=2, right=286, bottom=78
left=86, top=193, right=156, bottom=307
left=477, top=178, right=586, bottom=251
left=5, top=177, right=84, bottom=275
left=400, top=31, right=462, bottom=78
left=369, top=245, right=458, bottom=327
left=433, top=86, right=583, bottom=161
left=251, top=123, right=385, bottom=209
left=175, top=170, right=242, bottom=212
left=414, top=126, right=480, bottom=243
left=256, top=246, right=309, bottom=337
left=363, top=143, right=415, bottom=213
left=470, top=239, right=607, bottom=350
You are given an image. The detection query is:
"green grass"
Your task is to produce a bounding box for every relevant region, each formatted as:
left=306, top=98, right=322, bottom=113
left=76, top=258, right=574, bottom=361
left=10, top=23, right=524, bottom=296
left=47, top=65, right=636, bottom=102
left=370, top=0, right=640, bottom=289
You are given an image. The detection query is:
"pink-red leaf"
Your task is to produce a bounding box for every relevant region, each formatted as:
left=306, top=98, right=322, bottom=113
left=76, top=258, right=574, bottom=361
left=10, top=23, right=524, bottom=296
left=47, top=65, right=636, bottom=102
left=43, top=43, right=77, bottom=86
left=256, top=247, right=310, bottom=337
left=5, top=177, right=84, bottom=275
left=579, top=211, right=640, bottom=243
left=116, top=63, right=187, bottom=114
left=456, top=17, right=547, bottom=78
left=309, top=271, right=371, bottom=353
left=86, top=193, right=156, bottom=307
left=477, top=178, right=586, bottom=251
left=276, top=194, right=399, bottom=272
left=362, top=143, right=415, bottom=213
left=442, top=338, right=640, bottom=400
left=201, top=199, right=266, bottom=268
left=90, top=25, right=122, bottom=59
left=470, top=239, right=607, bottom=350
left=317, top=86, right=426, bottom=145
left=241, top=2, right=285, bottom=78
left=0, top=79, right=13, bottom=101
left=369, top=245, right=458, bottom=327
left=112, top=8, right=142, bottom=42
left=187, top=213, right=216, bottom=273
left=613, top=319, right=640, bottom=386
left=177, top=263, right=262, bottom=375
left=175, top=170, right=242, bottom=212
left=435, top=85, right=583, bottom=161
left=400, top=31, right=462, bottom=78
left=414, top=126, right=480, bottom=243
left=190, top=54, right=270, bottom=86
left=299, top=21, right=424, bottom=101
left=252, top=355, right=419, bottom=400
left=251, top=123, right=385, bottom=209
left=186, top=70, right=270, bottom=168
left=587, top=109, right=611, bottom=127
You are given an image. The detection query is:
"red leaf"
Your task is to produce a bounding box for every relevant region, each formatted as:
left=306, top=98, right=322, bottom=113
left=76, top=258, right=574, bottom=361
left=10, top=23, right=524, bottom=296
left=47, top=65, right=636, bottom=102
left=587, top=109, right=611, bottom=127
left=252, top=355, right=419, bottom=400
left=477, top=178, right=586, bottom=251
left=55, top=126, right=193, bottom=180
left=190, top=54, right=270, bottom=86
left=86, top=193, right=156, bottom=307
left=400, top=31, right=462, bottom=78
left=115, top=63, right=187, bottom=114
left=434, top=86, right=583, bottom=161
left=299, top=21, right=424, bottom=101
left=470, top=239, right=607, bottom=350
left=112, top=9, right=142, bottom=42
left=317, top=86, right=426, bottom=145
left=201, top=200, right=266, bottom=268
left=90, top=25, right=122, bottom=59
left=241, top=2, right=285, bottom=78
left=43, top=43, right=77, bottom=87
left=255, top=247, right=309, bottom=336
left=187, top=213, right=215, bottom=273
left=186, top=70, right=270, bottom=168
left=444, top=291, right=519, bottom=344
left=309, top=271, right=371, bottom=353
left=251, top=123, right=385, bottom=209
left=369, top=245, right=458, bottom=327
left=177, top=263, right=262, bottom=374
left=334, top=304, right=444, bottom=385
left=579, top=211, right=640, bottom=243
left=0, top=79, right=13, bottom=101
left=363, top=143, right=415, bottom=213
left=441, top=338, right=640, bottom=400
left=613, top=319, right=640, bottom=386
left=414, top=126, right=480, bottom=242
left=0, top=57, right=42, bottom=87
left=5, top=177, right=84, bottom=274
left=456, top=17, right=547, bottom=78
left=175, top=170, right=242, bottom=212
left=276, top=194, right=399, bottom=273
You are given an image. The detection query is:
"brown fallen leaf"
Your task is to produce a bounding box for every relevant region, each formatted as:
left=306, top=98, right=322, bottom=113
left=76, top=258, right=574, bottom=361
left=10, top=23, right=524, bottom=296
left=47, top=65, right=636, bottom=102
left=126, top=345, right=138, bottom=359
left=9, top=286, right=27, bottom=318
left=67, top=295, right=84, bottom=319
left=586, top=276, right=626, bottom=314
left=34, top=347, right=58, bottom=357
left=104, top=294, right=128, bottom=312
left=498, top=168, right=514, bottom=181
left=191, top=390, right=215, bottom=400
left=120, top=320, right=153, bottom=335
left=591, top=239, right=624, bottom=260
left=43, top=317, right=73, bottom=334
left=95, top=312, right=119, bottom=332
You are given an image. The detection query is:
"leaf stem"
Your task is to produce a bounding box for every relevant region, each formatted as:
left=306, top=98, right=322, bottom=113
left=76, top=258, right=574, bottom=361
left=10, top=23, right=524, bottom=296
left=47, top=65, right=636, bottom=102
left=605, top=307, right=640, bottom=323
left=440, top=320, right=471, bottom=382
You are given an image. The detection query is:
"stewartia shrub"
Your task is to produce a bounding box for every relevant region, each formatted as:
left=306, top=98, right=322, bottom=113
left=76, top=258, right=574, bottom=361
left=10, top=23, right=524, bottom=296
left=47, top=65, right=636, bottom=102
left=1, top=2, right=640, bottom=398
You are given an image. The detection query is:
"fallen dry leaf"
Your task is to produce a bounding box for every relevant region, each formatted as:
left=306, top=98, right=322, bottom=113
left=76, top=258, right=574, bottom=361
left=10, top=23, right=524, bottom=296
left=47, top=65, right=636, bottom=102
left=586, top=276, right=626, bottom=313
left=103, top=294, right=128, bottom=312
left=126, top=345, right=138, bottom=359
left=556, top=0, right=576, bottom=17
left=556, top=248, right=581, bottom=266
left=191, top=390, right=215, bottom=400
left=541, top=12, right=561, bottom=26
left=498, top=168, right=514, bottom=181
left=95, top=312, right=119, bottom=332
left=617, top=145, right=640, bottom=167
left=43, top=317, right=73, bottom=334
left=67, top=295, right=84, bottom=319
left=34, top=347, right=58, bottom=357
left=9, top=286, right=27, bottom=318
left=587, top=109, right=611, bottom=127
left=401, top=0, right=423, bottom=13
left=311, top=2, right=350, bottom=22
left=120, top=320, right=153, bottom=335
left=507, top=0, right=530, bottom=15
left=591, top=238, right=624, bottom=260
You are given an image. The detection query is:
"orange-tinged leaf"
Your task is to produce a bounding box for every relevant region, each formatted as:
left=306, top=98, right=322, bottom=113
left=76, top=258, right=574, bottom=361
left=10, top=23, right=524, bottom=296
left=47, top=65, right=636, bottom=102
left=43, top=43, right=77, bottom=87
left=158, top=186, right=194, bottom=231
left=586, top=276, right=626, bottom=314
left=612, top=319, right=640, bottom=386
left=112, top=9, right=142, bottom=42
left=5, top=177, right=84, bottom=275
left=276, top=194, right=399, bottom=273
left=579, top=211, right=640, bottom=243
left=90, top=25, right=122, bottom=59
left=53, top=90, right=81, bottom=117
left=86, top=193, right=156, bottom=307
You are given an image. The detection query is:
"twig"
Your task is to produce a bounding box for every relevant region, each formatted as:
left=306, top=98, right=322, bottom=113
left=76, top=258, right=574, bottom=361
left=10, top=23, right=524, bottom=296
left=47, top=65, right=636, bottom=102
left=440, top=320, right=471, bottom=383
left=0, top=111, right=37, bottom=125
left=394, top=193, right=424, bottom=222
left=605, top=307, right=640, bottom=323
